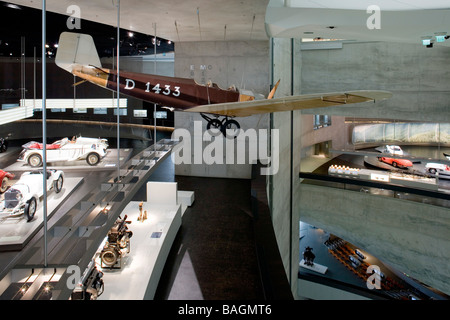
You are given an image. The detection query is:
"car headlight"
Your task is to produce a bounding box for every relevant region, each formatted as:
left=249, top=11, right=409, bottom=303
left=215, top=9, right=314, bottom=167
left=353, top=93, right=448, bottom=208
left=16, top=192, right=23, bottom=201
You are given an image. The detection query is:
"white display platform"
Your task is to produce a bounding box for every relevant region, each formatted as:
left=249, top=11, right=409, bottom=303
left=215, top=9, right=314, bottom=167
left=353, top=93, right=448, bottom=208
left=300, top=259, right=328, bottom=274
left=4, top=148, right=132, bottom=171
left=177, top=190, right=195, bottom=215
left=97, top=201, right=181, bottom=300
left=0, top=177, right=83, bottom=251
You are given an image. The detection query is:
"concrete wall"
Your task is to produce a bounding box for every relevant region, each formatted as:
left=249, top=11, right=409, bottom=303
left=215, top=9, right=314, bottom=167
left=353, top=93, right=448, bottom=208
left=269, top=38, right=302, bottom=298
left=102, top=54, right=175, bottom=77
left=298, top=184, right=450, bottom=295
left=300, top=115, right=347, bottom=157
left=300, top=41, right=450, bottom=123
left=173, top=41, right=270, bottom=179
left=298, top=278, right=373, bottom=300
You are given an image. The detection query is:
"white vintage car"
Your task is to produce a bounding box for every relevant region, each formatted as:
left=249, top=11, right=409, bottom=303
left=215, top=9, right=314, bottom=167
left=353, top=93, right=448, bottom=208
left=0, top=169, right=64, bottom=222
left=425, top=163, right=450, bottom=177
left=18, top=136, right=108, bottom=167
left=381, top=145, right=404, bottom=156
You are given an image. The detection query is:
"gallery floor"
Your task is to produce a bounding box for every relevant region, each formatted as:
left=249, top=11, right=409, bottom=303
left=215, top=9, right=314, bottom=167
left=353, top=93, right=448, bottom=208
left=0, top=133, right=293, bottom=300
left=151, top=160, right=293, bottom=300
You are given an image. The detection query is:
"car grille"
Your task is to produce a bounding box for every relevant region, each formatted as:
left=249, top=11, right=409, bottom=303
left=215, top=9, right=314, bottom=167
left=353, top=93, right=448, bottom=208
left=4, top=189, right=20, bottom=209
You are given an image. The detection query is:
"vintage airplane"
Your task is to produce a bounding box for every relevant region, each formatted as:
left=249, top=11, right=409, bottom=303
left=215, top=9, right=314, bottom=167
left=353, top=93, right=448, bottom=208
left=55, top=32, right=392, bottom=136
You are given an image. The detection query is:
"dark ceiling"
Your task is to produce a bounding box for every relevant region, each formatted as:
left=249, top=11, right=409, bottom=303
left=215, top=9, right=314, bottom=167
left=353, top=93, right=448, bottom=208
left=0, top=2, right=174, bottom=58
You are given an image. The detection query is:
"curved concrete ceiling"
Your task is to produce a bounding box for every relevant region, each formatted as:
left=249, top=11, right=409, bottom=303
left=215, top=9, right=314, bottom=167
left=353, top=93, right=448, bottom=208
left=4, top=0, right=270, bottom=42
left=266, top=0, right=450, bottom=47
left=277, top=0, right=450, bottom=11
left=6, top=0, right=450, bottom=47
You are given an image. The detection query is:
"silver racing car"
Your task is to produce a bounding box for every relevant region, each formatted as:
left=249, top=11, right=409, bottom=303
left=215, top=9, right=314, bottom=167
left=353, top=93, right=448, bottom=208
left=0, top=169, right=64, bottom=222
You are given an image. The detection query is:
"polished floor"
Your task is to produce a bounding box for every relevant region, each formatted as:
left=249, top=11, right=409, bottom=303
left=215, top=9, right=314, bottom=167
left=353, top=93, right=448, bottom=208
left=152, top=163, right=293, bottom=300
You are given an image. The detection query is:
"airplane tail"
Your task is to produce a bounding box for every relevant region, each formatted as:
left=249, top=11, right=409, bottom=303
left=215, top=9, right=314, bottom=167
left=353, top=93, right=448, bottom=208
left=55, top=32, right=102, bottom=73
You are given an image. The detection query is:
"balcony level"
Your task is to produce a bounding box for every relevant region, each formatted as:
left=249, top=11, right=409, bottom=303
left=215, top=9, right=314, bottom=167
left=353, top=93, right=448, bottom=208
left=298, top=173, right=450, bottom=296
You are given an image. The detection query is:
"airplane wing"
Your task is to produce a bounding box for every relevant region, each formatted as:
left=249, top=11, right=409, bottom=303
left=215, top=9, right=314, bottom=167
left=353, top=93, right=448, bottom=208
left=183, top=90, right=392, bottom=117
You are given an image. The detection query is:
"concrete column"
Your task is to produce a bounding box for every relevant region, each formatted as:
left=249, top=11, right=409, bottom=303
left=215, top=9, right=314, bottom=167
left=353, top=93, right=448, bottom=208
left=269, top=38, right=302, bottom=298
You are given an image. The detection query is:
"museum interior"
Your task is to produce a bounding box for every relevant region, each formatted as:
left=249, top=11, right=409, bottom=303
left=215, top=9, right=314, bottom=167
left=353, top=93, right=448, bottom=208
left=0, top=0, right=449, bottom=302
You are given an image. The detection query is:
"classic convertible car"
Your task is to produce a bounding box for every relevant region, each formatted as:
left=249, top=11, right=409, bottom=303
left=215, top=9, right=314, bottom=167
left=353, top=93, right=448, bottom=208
left=376, top=144, right=404, bottom=156
left=0, top=169, right=64, bottom=222
left=0, top=170, right=15, bottom=193
left=378, top=156, right=413, bottom=169
left=425, top=163, right=450, bottom=176
left=384, top=145, right=404, bottom=156
left=18, top=136, right=108, bottom=167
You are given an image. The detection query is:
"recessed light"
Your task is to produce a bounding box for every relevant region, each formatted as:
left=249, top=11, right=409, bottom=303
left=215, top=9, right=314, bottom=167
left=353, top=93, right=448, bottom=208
left=5, top=3, right=21, bottom=10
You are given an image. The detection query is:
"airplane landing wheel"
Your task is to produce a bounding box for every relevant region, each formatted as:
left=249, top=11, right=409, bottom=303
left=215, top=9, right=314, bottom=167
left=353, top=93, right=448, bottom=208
left=222, top=119, right=240, bottom=139
left=206, top=119, right=223, bottom=136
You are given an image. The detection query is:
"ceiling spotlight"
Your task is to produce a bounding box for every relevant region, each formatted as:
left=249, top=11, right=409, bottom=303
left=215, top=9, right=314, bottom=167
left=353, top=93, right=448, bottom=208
left=128, top=32, right=134, bottom=38
left=5, top=3, right=21, bottom=10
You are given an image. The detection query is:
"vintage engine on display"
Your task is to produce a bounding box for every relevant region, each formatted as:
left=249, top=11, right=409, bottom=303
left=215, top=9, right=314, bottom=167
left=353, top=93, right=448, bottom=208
left=100, top=215, right=133, bottom=268
left=71, top=260, right=104, bottom=300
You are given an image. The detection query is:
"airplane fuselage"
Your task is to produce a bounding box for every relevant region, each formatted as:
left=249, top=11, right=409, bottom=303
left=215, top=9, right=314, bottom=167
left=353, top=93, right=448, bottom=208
left=72, top=65, right=243, bottom=111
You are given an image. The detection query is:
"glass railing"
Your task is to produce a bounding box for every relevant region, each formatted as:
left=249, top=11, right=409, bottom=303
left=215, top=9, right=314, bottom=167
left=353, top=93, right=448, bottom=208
left=299, top=172, right=450, bottom=209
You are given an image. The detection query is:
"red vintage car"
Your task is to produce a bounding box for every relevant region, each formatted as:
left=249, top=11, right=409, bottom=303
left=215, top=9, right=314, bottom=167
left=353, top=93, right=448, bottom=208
left=378, top=157, right=413, bottom=169
left=0, top=170, right=15, bottom=193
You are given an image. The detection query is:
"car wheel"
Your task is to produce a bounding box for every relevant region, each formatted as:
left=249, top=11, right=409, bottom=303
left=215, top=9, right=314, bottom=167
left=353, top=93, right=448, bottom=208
left=86, top=152, right=100, bottom=166
left=25, top=197, right=37, bottom=222
left=429, top=168, right=437, bottom=174
left=392, top=162, right=398, bottom=168
left=53, top=175, right=64, bottom=193
left=28, top=154, right=42, bottom=167
left=0, top=177, right=8, bottom=193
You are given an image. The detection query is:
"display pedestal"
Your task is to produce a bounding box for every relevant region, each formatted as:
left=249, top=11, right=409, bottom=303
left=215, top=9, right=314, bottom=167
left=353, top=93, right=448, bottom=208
left=97, top=181, right=186, bottom=300
left=177, top=190, right=194, bottom=215
left=300, top=259, right=328, bottom=274
left=0, top=177, right=84, bottom=251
